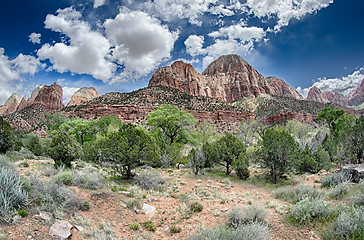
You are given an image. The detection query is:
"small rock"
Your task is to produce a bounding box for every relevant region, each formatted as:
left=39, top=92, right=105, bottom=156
left=74, top=225, right=84, bottom=231
left=49, top=220, right=73, bottom=240
left=34, top=211, right=52, bottom=221
left=120, top=191, right=130, bottom=196
left=142, top=203, right=156, bottom=215
left=120, top=202, right=127, bottom=208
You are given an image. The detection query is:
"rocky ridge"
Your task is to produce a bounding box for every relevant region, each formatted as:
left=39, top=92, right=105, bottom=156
left=306, top=78, right=364, bottom=107
left=0, top=93, right=21, bottom=116
left=149, top=54, right=302, bottom=103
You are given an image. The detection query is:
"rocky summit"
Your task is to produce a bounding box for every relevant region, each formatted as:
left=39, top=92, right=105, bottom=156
left=0, top=93, right=21, bottom=116
left=67, top=87, right=100, bottom=107
left=149, top=54, right=303, bottom=102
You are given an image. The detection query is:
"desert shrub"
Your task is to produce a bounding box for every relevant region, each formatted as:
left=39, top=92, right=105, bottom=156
left=72, top=166, right=103, bottom=190
left=135, top=171, right=166, bottom=191
left=83, top=221, right=117, bottom=240
left=321, top=171, right=352, bottom=188
left=227, top=205, right=267, bottom=228
left=189, top=201, right=203, bottom=212
left=0, top=155, right=15, bottom=170
left=171, top=225, right=182, bottom=233
left=6, top=148, right=37, bottom=161
left=18, top=209, right=28, bottom=217
left=189, top=222, right=269, bottom=240
left=273, top=185, right=324, bottom=203
left=52, top=171, right=74, bottom=185
left=129, top=222, right=140, bottom=231
left=28, top=175, right=83, bottom=215
left=144, top=220, right=156, bottom=232
left=289, top=198, right=336, bottom=224
left=0, top=162, right=27, bottom=222
left=352, top=189, right=364, bottom=206
left=325, top=206, right=364, bottom=240
left=328, top=182, right=351, bottom=198
left=125, top=199, right=142, bottom=211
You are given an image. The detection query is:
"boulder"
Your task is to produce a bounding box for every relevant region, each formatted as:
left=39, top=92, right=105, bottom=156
left=340, top=164, right=364, bottom=182
left=142, top=203, right=156, bottom=215
left=49, top=220, right=73, bottom=239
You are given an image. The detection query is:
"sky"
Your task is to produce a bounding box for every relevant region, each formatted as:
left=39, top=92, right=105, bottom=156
left=1, top=0, right=364, bottom=105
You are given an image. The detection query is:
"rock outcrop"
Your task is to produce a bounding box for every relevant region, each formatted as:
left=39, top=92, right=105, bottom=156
left=67, top=87, right=100, bottom=106
left=32, top=82, right=64, bottom=111
left=149, top=54, right=301, bottom=103
left=0, top=93, right=21, bottom=116
left=266, top=76, right=303, bottom=100
left=16, top=84, right=45, bottom=111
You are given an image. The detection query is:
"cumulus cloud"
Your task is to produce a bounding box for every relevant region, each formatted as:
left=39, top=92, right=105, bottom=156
left=62, top=86, right=80, bottom=104
left=104, top=8, right=178, bottom=82
left=93, top=0, right=106, bottom=8
left=297, top=68, right=364, bottom=98
left=29, top=32, right=41, bottom=44
left=11, top=54, right=42, bottom=75
left=37, top=7, right=116, bottom=82
left=185, top=24, right=266, bottom=68
left=141, top=0, right=219, bottom=26
left=244, top=0, right=334, bottom=31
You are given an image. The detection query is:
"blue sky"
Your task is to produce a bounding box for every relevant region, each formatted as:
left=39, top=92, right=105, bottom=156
left=1, top=0, right=363, bottom=104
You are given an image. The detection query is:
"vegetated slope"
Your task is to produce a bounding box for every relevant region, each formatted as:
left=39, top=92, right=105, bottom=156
left=65, top=86, right=250, bottom=113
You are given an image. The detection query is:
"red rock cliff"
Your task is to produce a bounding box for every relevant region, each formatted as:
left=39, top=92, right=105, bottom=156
left=32, top=82, right=64, bottom=111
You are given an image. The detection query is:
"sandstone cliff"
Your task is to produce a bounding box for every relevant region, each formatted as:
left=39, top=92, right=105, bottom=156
left=67, top=87, right=100, bottom=107
left=32, top=82, right=64, bottom=111
left=266, top=76, right=303, bottom=100
left=347, top=78, right=364, bottom=106
left=149, top=54, right=301, bottom=102
left=0, top=93, right=21, bottom=116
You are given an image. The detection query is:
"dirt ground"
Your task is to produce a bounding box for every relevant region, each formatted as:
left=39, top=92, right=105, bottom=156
left=1, top=160, right=326, bottom=240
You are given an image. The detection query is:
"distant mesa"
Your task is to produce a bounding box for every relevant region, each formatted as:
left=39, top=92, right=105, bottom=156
left=306, top=78, right=364, bottom=107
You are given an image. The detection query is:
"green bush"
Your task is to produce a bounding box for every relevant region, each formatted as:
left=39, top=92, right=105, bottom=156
left=135, top=172, right=166, bottom=190
left=129, top=222, right=140, bottom=231
left=52, top=171, right=74, bottom=185
left=273, top=185, right=324, bottom=203
left=289, top=198, right=336, bottom=224
left=18, top=209, right=28, bottom=217
left=325, top=206, right=364, bottom=240
left=125, top=199, right=142, bottom=211
left=189, top=201, right=203, bottom=212
left=0, top=161, right=27, bottom=222
left=227, top=205, right=267, bottom=228
left=233, top=152, right=250, bottom=180
left=321, top=171, right=352, bottom=188
left=189, top=222, right=269, bottom=240
left=144, top=220, right=156, bottom=232
left=0, top=116, right=15, bottom=154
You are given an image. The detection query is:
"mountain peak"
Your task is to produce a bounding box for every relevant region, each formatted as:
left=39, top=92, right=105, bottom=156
left=0, top=93, right=21, bottom=116
left=202, top=54, right=249, bottom=75
left=67, top=87, right=100, bottom=107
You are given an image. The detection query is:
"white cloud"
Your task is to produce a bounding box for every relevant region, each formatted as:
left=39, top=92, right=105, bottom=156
left=209, top=4, right=235, bottom=17
left=11, top=54, right=42, bottom=75
left=104, top=8, right=178, bottom=83
left=313, top=68, right=364, bottom=96
left=244, top=0, right=334, bottom=31
left=94, top=0, right=105, bottom=8
left=37, top=7, right=116, bottom=82
left=185, top=24, right=266, bottom=68
left=29, top=32, right=41, bottom=44
left=296, top=86, right=310, bottom=98
left=297, top=68, right=364, bottom=98
left=141, top=0, right=218, bottom=26
left=0, top=48, right=20, bottom=104
left=62, top=86, right=80, bottom=104
left=184, top=35, right=205, bottom=57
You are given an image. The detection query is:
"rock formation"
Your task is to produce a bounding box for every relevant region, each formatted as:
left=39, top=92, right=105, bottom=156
left=32, top=82, right=64, bottom=111
left=306, top=78, right=364, bottom=107
left=149, top=54, right=301, bottom=103
left=16, top=84, right=45, bottom=111
left=67, top=87, right=100, bottom=106
left=0, top=93, right=21, bottom=116
left=266, top=76, right=303, bottom=100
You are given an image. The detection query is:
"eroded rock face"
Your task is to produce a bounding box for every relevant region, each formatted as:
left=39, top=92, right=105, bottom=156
left=32, top=82, right=64, bottom=111
left=307, top=86, right=331, bottom=104
left=16, top=97, right=29, bottom=111
left=262, top=111, right=316, bottom=125
left=149, top=54, right=301, bottom=103
left=266, top=76, right=303, bottom=100
left=67, top=87, right=100, bottom=106
left=0, top=93, right=21, bottom=116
